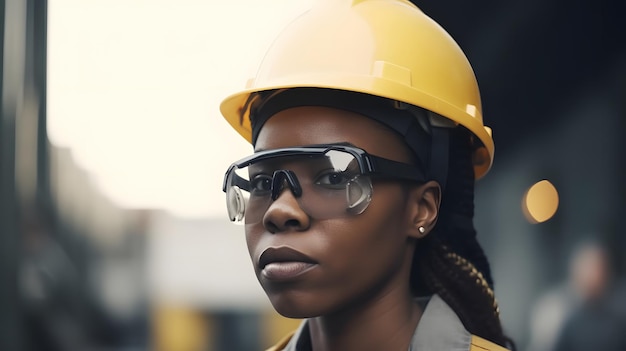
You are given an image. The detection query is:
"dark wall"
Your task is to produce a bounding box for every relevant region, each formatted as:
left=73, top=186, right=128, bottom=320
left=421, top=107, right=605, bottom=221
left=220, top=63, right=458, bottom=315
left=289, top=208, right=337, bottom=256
left=412, top=0, right=625, bottom=158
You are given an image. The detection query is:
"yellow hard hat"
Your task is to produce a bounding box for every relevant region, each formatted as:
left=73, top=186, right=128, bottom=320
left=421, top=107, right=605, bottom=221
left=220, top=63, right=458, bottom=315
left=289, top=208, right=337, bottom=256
left=220, top=0, right=494, bottom=178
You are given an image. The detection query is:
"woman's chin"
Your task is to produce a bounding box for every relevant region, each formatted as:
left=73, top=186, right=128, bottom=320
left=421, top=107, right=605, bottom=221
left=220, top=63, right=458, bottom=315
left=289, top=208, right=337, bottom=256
left=268, top=293, right=323, bottom=319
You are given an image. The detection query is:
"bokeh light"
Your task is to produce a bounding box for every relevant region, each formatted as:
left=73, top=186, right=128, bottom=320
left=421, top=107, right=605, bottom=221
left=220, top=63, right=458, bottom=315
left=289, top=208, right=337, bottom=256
left=522, top=180, right=559, bottom=224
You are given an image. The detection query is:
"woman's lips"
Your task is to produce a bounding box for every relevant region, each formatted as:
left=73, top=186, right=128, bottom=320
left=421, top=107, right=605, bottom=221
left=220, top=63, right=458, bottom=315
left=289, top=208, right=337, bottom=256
left=258, top=246, right=318, bottom=281
left=262, top=261, right=317, bottom=280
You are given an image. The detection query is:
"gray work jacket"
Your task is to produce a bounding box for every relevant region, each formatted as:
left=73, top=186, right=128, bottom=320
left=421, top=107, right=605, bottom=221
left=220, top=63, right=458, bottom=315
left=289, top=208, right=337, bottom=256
left=266, top=294, right=509, bottom=351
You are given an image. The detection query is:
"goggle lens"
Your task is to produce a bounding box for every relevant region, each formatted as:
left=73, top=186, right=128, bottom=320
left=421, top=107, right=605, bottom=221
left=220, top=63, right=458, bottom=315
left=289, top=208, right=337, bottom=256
left=225, top=149, right=372, bottom=224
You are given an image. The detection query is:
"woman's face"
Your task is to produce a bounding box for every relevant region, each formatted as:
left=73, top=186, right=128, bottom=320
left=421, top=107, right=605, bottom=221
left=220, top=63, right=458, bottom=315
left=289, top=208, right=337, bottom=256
left=248, top=106, right=424, bottom=318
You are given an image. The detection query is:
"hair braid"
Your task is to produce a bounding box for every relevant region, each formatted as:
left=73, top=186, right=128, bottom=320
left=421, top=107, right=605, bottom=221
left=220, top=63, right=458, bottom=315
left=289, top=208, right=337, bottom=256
left=412, top=127, right=515, bottom=349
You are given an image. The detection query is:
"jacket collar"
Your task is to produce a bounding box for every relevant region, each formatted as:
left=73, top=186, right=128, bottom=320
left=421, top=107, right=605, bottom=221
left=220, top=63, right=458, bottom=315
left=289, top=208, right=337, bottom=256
left=282, top=294, right=472, bottom=351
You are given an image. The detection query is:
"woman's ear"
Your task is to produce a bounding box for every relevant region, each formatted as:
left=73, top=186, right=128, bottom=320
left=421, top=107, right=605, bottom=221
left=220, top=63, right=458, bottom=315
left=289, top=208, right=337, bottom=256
left=406, top=180, right=441, bottom=239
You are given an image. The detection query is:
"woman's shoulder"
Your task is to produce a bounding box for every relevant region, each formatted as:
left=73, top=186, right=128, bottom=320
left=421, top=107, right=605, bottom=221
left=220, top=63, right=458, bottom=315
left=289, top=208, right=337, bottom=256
left=470, top=334, right=510, bottom=351
left=265, top=331, right=296, bottom=351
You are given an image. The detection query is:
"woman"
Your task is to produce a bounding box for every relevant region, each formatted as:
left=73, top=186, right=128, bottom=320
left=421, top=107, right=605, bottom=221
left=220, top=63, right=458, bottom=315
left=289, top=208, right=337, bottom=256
left=220, top=0, right=514, bottom=350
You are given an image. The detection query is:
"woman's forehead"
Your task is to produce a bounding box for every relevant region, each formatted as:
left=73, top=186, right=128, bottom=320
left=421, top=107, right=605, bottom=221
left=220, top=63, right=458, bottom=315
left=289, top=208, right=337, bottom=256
left=254, top=106, right=414, bottom=163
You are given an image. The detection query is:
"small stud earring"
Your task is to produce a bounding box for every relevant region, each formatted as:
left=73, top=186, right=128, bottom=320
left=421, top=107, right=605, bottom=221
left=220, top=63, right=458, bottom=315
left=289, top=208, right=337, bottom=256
left=418, top=226, right=426, bottom=234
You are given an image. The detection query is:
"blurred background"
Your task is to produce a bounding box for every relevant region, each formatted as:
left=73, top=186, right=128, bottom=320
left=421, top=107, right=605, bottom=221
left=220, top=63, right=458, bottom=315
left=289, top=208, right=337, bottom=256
left=1, top=0, right=624, bottom=350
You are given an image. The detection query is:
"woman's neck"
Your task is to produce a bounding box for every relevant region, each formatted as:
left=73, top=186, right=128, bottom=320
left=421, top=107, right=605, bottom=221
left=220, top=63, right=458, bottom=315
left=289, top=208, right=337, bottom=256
left=307, top=285, right=422, bottom=351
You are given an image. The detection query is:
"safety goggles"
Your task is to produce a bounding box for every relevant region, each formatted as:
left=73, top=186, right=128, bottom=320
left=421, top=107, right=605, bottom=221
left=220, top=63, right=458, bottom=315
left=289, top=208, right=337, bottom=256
left=222, top=144, right=425, bottom=224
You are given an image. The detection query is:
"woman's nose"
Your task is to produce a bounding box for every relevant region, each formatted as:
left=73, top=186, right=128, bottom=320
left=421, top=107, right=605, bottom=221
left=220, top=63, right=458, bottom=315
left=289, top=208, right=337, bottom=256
left=262, top=187, right=310, bottom=234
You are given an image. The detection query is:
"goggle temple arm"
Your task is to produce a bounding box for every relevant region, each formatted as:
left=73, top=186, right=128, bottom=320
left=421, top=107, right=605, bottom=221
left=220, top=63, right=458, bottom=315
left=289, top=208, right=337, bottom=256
left=367, top=155, right=426, bottom=183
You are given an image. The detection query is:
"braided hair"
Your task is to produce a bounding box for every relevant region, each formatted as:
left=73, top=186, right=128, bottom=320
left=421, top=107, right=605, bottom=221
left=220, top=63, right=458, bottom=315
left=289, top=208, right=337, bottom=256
left=412, top=126, right=515, bottom=349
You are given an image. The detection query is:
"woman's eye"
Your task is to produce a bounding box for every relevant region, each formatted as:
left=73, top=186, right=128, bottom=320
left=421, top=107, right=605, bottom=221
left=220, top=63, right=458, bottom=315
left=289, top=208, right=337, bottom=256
left=250, top=175, right=272, bottom=194
left=317, top=171, right=350, bottom=188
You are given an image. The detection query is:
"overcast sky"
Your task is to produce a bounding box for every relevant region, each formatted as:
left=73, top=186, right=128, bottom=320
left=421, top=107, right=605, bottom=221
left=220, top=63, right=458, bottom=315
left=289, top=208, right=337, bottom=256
left=47, top=0, right=313, bottom=218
